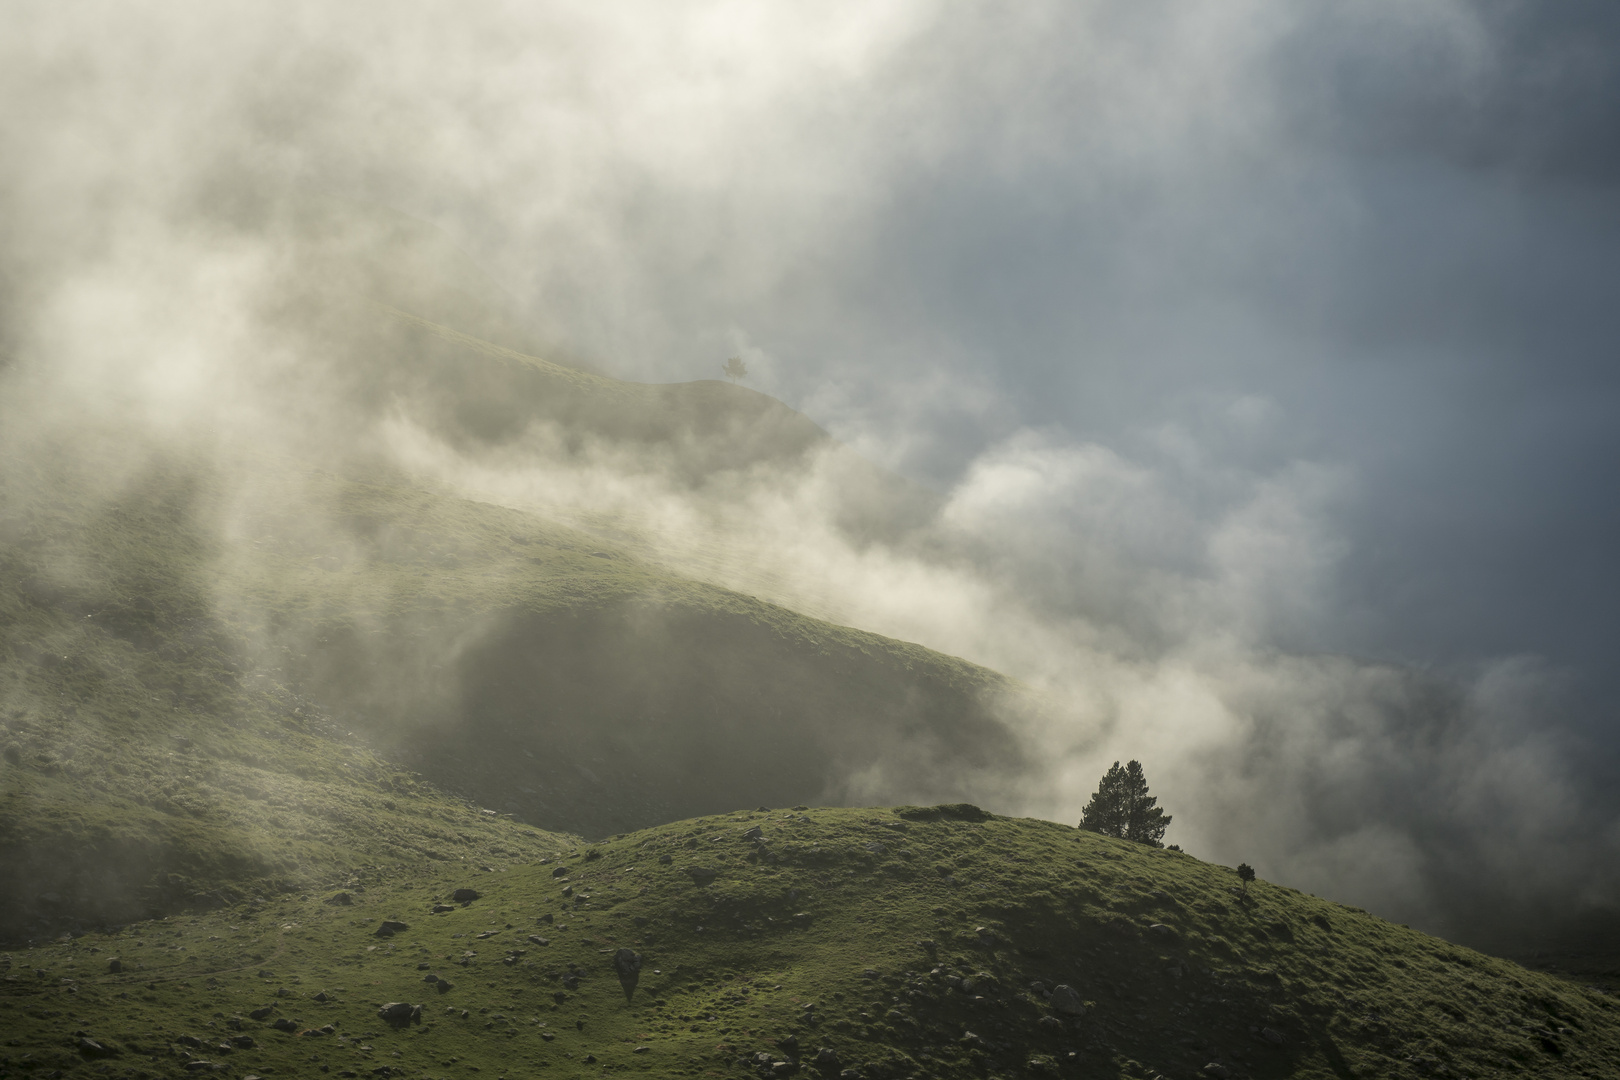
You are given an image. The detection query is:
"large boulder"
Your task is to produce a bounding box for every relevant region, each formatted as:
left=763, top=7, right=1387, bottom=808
left=1048, top=985, right=1086, bottom=1016
left=377, top=1002, right=422, bottom=1026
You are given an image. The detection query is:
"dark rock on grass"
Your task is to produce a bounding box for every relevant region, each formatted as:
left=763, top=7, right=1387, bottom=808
left=231, top=1036, right=257, bottom=1049
left=183, top=1061, right=221, bottom=1072
left=1149, top=923, right=1178, bottom=940
left=814, top=1047, right=841, bottom=1066
left=552, top=866, right=569, bottom=878
left=374, top=920, right=409, bottom=937
left=1048, top=985, right=1086, bottom=1016
left=658, top=853, right=672, bottom=864
left=1200, top=1065, right=1231, bottom=1079
left=271, top=1019, right=299, bottom=1032
left=1257, top=1026, right=1285, bottom=1045
left=77, top=1036, right=117, bottom=1057
left=106, top=957, right=122, bottom=973
left=314, top=990, right=333, bottom=1002
left=896, top=802, right=991, bottom=822
left=377, top=1002, right=422, bottom=1026
left=430, top=904, right=455, bottom=914
left=248, top=1007, right=273, bottom=1020
left=743, top=826, right=764, bottom=841
left=686, top=866, right=717, bottom=885
left=176, top=1035, right=204, bottom=1048
left=325, top=891, right=354, bottom=906
left=450, top=888, right=480, bottom=903
left=527, top=935, right=549, bottom=946
left=615, top=947, right=642, bottom=1000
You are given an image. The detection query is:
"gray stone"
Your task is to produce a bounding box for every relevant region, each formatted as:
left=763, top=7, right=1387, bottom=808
left=1259, top=1026, right=1285, bottom=1045
left=377, top=1002, right=421, bottom=1025
left=77, top=1037, right=115, bottom=1057
left=742, top=826, right=763, bottom=841
left=1048, top=985, right=1086, bottom=1016
left=686, top=866, right=717, bottom=885
left=1200, top=1065, right=1231, bottom=1079
left=450, top=888, right=480, bottom=903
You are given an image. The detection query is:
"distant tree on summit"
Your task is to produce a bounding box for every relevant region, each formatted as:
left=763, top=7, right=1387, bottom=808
left=1237, top=862, right=1256, bottom=897
left=722, top=355, right=748, bottom=383
left=1078, top=759, right=1171, bottom=846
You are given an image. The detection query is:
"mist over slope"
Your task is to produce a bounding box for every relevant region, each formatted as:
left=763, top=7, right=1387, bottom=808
left=3, top=0, right=1620, bottom=961
left=0, top=186, right=1615, bottom=958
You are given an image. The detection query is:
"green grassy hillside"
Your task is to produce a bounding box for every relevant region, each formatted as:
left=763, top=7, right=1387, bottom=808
left=4, top=806, right=1615, bottom=1080
left=0, top=425, right=1019, bottom=941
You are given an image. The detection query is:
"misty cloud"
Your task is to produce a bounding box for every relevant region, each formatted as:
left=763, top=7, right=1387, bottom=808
left=3, top=0, right=1618, bottom=952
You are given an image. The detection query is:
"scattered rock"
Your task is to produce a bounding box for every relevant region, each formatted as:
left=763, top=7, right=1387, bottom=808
left=313, top=991, right=332, bottom=1002
left=1048, top=985, right=1086, bottom=1016
left=326, top=892, right=353, bottom=906
left=176, top=1035, right=204, bottom=1048
left=450, top=888, right=480, bottom=903
left=658, top=853, right=672, bottom=864
left=77, top=1037, right=116, bottom=1058
left=1149, top=923, right=1178, bottom=940
left=552, top=867, right=570, bottom=878
left=686, top=866, right=717, bottom=885
left=527, top=935, right=549, bottom=946
left=864, top=841, right=887, bottom=855
left=742, top=826, right=764, bottom=841
left=1259, top=1026, right=1286, bottom=1045
left=373, top=920, right=409, bottom=938
left=231, top=1036, right=257, bottom=1049
left=1200, top=1065, right=1231, bottom=1079
left=814, top=1047, right=841, bottom=1067
left=106, top=958, right=122, bottom=974
left=271, top=1019, right=299, bottom=1033
left=430, top=904, right=455, bottom=914
left=183, top=1061, right=221, bottom=1072
left=248, top=1007, right=274, bottom=1020
left=377, top=1002, right=421, bottom=1026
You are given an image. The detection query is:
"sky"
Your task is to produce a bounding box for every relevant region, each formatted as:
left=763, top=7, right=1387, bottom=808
left=4, top=0, right=1620, bottom=947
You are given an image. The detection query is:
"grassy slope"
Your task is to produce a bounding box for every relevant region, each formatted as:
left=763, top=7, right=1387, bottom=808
left=0, top=406, right=1017, bottom=939
left=3, top=806, right=1616, bottom=1080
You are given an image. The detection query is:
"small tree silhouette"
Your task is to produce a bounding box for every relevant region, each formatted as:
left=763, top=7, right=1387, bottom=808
left=1236, top=863, right=1256, bottom=898
left=1077, top=760, right=1171, bottom=846
left=722, top=356, right=748, bottom=383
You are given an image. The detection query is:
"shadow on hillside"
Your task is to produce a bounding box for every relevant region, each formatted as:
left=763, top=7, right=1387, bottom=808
left=316, top=600, right=1032, bottom=838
